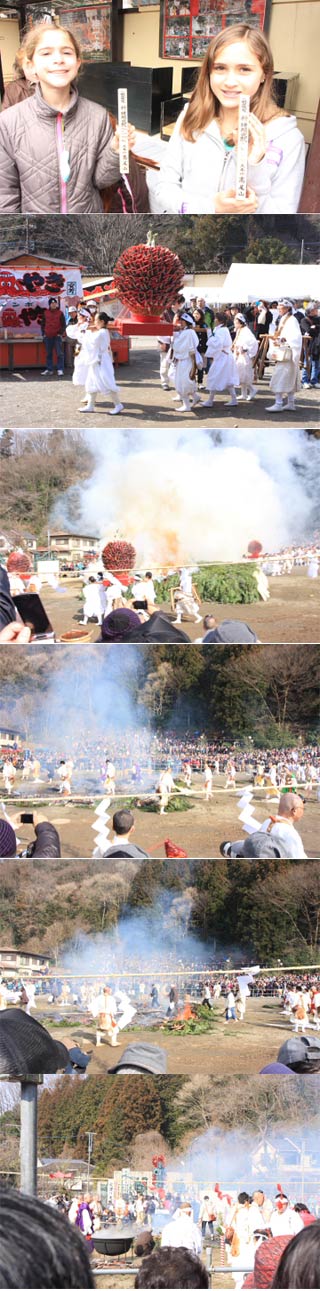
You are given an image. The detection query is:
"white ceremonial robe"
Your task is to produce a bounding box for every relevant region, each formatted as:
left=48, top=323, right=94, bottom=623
left=206, top=326, right=239, bottom=391
left=233, top=327, right=259, bottom=386
left=269, top=315, right=302, bottom=394
left=84, top=330, right=119, bottom=396
left=172, top=328, right=199, bottom=399
left=66, top=322, right=90, bottom=386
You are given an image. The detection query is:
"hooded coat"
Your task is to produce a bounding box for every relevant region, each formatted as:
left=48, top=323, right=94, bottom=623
left=147, top=110, right=305, bottom=214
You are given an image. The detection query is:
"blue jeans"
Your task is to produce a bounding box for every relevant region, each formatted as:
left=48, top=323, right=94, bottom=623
left=310, top=357, right=320, bottom=385
left=45, top=334, right=64, bottom=372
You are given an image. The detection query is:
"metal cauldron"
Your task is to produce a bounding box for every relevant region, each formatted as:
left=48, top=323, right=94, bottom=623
left=92, top=1229, right=134, bottom=1257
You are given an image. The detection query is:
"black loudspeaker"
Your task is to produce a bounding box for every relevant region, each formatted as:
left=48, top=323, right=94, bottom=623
left=79, top=61, right=173, bottom=133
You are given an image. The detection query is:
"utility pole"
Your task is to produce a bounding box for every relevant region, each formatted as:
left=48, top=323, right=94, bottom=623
left=86, top=1132, right=94, bottom=1192
left=300, top=239, right=304, bottom=264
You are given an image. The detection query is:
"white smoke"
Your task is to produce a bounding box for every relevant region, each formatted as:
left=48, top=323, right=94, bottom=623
left=169, top=1120, right=320, bottom=1197
left=50, top=428, right=320, bottom=564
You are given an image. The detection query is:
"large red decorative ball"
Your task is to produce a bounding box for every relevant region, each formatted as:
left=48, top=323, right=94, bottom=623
left=113, top=244, right=185, bottom=316
left=102, top=540, right=136, bottom=573
left=247, top=540, right=262, bottom=558
left=7, top=550, right=32, bottom=574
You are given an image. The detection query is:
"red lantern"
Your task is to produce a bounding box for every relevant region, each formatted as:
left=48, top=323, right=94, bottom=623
left=113, top=244, right=185, bottom=318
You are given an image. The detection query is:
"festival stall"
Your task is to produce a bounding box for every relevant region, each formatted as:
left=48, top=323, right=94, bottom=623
left=0, top=254, right=83, bottom=370
left=0, top=254, right=131, bottom=368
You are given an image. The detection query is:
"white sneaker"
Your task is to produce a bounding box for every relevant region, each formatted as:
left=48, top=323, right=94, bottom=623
left=174, top=403, right=189, bottom=412
left=266, top=403, right=283, bottom=412
left=225, top=398, right=237, bottom=406
left=203, top=398, right=214, bottom=407
left=57, top=369, right=64, bottom=376
left=161, top=383, right=170, bottom=390
left=109, top=403, right=124, bottom=415
left=172, top=394, right=181, bottom=401
left=41, top=369, right=51, bottom=376
left=79, top=405, right=95, bottom=413
left=192, top=394, right=202, bottom=406
left=172, top=619, right=182, bottom=625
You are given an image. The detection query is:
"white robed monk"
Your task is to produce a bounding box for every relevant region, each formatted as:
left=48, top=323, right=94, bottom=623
left=267, top=301, right=302, bottom=412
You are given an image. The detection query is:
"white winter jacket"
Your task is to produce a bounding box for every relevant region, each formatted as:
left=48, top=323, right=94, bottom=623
left=147, top=109, right=305, bottom=214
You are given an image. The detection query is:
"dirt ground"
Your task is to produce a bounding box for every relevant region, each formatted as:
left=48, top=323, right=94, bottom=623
left=39, top=996, right=303, bottom=1077
left=6, top=782, right=318, bottom=857
left=27, top=567, right=320, bottom=644
left=1, top=341, right=319, bottom=429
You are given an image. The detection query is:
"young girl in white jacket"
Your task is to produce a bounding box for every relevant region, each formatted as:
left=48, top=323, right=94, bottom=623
left=67, top=311, right=123, bottom=413
left=147, top=24, right=305, bottom=215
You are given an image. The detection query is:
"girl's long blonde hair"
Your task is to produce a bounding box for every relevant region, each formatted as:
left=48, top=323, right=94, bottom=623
left=181, top=24, right=283, bottom=140
left=19, top=19, right=82, bottom=70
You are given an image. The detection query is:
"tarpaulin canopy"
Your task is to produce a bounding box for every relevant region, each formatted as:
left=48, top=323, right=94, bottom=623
left=219, top=262, right=320, bottom=303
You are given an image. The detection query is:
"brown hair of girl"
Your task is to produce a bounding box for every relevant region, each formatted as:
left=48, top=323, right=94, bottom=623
left=20, top=20, right=82, bottom=69
left=181, top=24, right=283, bottom=141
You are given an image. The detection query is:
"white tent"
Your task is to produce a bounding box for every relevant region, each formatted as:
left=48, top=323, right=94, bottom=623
left=219, top=262, right=320, bottom=303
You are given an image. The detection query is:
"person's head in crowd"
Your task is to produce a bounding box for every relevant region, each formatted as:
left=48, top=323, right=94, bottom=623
left=172, top=294, right=186, bottom=313
left=108, top=1042, right=167, bottom=1075
left=192, top=308, right=205, bottom=326
left=134, top=1233, right=155, bottom=1259
left=202, top=614, right=217, bottom=632
left=203, top=619, right=258, bottom=643
left=272, top=1220, right=320, bottom=1287
left=12, top=46, right=37, bottom=85
left=112, top=808, right=135, bottom=839
left=48, top=297, right=60, bottom=311
left=0, top=818, right=17, bottom=858
left=101, top=608, right=141, bottom=641
left=94, top=311, right=112, bottom=330
left=135, top=1246, right=209, bottom=1287
left=278, top=300, right=293, bottom=316
left=0, top=1186, right=94, bottom=1287
left=220, top=832, right=288, bottom=858
left=278, top=792, right=305, bottom=824
left=243, top=1235, right=291, bottom=1288
left=276, top=1035, right=320, bottom=1073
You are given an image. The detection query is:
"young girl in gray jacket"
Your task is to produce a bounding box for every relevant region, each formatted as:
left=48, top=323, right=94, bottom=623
left=0, top=22, right=136, bottom=213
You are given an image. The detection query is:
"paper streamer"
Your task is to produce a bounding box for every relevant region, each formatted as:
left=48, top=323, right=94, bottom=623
left=117, top=88, right=130, bottom=176
left=92, top=797, right=111, bottom=857
left=236, top=786, right=257, bottom=835
left=236, top=94, right=250, bottom=200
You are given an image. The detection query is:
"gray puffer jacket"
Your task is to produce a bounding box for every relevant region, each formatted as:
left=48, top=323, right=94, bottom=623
left=0, top=84, right=121, bottom=213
